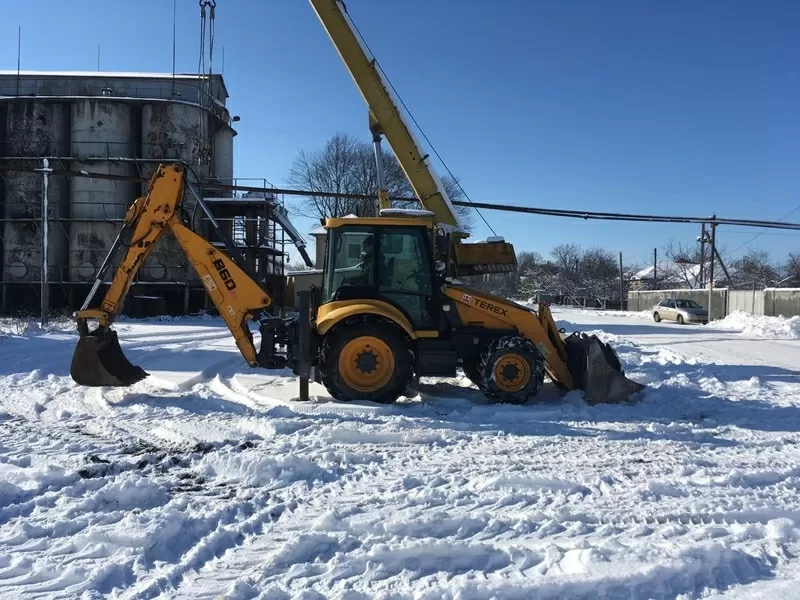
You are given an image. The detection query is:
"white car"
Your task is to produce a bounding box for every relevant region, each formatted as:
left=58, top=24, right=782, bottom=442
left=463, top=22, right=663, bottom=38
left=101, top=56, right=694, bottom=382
left=652, top=298, right=708, bottom=324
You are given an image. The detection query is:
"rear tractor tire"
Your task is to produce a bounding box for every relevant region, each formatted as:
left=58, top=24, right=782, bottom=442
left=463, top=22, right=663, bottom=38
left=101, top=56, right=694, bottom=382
left=477, top=336, right=545, bottom=404
left=319, top=315, right=414, bottom=404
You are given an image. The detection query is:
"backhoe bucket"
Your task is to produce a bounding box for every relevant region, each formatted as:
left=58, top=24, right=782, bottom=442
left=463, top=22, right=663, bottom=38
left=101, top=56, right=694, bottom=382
left=563, top=333, right=645, bottom=404
left=70, top=327, right=148, bottom=387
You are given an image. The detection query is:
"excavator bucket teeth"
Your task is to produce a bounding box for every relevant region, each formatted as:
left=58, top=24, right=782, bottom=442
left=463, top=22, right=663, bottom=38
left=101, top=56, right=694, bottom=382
left=70, top=328, right=148, bottom=387
left=563, top=333, right=645, bottom=405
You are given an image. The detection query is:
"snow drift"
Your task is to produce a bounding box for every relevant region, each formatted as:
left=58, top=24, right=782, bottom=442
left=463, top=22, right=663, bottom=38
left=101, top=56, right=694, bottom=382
left=715, top=310, right=800, bottom=339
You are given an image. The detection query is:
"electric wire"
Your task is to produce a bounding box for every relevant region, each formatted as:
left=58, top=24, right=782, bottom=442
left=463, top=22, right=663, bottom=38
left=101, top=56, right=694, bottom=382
left=3, top=160, right=800, bottom=232
left=723, top=203, right=800, bottom=257
left=341, top=3, right=498, bottom=236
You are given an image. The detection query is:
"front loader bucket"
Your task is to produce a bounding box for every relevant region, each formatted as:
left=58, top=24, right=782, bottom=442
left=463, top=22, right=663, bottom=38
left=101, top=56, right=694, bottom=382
left=70, top=328, right=148, bottom=387
left=563, top=333, right=645, bottom=404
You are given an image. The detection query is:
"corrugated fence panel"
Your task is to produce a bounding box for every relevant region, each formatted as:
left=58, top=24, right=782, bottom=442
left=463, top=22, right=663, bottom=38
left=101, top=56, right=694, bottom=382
left=628, top=289, right=728, bottom=319
left=727, top=290, right=763, bottom=315
left=630, top=288, right=800, bottom=319
left=765, top=288, right=800, bottom=318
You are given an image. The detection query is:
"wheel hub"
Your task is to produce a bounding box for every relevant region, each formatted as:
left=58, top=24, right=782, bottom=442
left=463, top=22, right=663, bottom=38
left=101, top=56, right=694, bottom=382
left=493, top=353, right=531, bottom=393
left=501, top=363, right=520, bottom=382
left=355, top=350, right=378, bottom=374
left=337, top=336, right=395, bottom=393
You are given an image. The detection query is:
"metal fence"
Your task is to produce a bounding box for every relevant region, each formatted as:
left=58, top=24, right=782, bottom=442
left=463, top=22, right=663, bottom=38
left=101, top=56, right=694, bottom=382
left=628, top=288, right=800, bottom=319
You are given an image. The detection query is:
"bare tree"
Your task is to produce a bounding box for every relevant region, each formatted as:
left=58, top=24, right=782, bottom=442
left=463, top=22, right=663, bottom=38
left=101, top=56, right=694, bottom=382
left=550, top=243, right=581, bottom=275
left=288, top=132, right=473, bottom=228
left=579, top=247, right=619, bottom=299
left=288, top=132, right=408, bottom=219
left=663, top=239, right=704, bottom=288
left=785, top=253, right=800, bottom=284
left=732, top=248, right=777, bottom=288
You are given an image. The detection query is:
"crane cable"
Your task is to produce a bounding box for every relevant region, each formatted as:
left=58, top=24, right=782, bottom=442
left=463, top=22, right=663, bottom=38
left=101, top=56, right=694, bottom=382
left=340, top=2, right=498, bottom=236
left=197, top=1, right=217, bottom=165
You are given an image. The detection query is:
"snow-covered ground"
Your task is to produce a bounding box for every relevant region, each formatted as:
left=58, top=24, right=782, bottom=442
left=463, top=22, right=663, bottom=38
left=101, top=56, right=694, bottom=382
left=2, top=308, right=800, bottom=599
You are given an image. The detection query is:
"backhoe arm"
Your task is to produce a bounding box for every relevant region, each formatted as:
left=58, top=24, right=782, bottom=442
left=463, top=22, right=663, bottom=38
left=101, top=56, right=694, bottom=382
left=71, top=164, right=282, bottom=387
left=75, top=165, right=185, bottom=329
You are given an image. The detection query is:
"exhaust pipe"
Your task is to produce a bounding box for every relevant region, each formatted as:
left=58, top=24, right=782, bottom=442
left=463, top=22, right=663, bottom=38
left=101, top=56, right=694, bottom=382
left=563, top=332, right=645, bottom=404
left=70, top=326, right=148, bottom=387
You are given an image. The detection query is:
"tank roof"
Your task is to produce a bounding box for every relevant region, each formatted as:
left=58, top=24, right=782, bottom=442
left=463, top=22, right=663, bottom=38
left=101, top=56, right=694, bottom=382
left=0, top=70, right=229, bottom=98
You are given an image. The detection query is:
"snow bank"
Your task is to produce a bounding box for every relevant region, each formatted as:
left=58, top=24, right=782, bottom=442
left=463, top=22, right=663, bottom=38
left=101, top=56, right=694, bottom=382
left=714, top=311, right=800, bottom=339
left=197, top=450, right=335, bottom=488
left=578, top=308, right=653, bottom=320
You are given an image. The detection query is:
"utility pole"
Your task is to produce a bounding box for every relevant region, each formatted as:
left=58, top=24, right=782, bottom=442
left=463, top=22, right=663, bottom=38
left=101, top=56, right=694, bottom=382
left=698, top=223, right=706, bottom=287
left=707, top=216, right=717, bottom=322
left=619, top=252, right=624, bottom=311
left=36, top=158, right=53, bottom=326
left=653, top=248, right=657, bottom=289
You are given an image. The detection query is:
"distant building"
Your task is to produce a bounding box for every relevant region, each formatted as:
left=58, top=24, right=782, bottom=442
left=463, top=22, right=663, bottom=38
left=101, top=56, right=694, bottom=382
left=630, top=260, right=705, bottom=290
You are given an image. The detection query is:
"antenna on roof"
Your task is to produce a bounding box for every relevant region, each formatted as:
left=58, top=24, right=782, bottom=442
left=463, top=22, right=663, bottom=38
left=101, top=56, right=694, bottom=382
left=16, top=26, right=21, bottom=96
left=172, top=0, right=177, bottom=98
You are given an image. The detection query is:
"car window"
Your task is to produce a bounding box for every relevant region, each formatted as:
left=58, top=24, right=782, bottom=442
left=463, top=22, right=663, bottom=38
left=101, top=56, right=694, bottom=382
left=659, top=300, right=669, bottom=307
left=666, top=300, right=676, bottom=308
left=676, top=300, right=687, bottom=308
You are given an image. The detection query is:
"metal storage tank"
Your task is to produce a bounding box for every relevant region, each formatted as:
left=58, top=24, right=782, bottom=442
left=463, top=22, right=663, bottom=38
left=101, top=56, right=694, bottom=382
left=3, top=101, right=70, bottom=283
left=213, top=125, right=234, bottom=184
left=140, top=102, right=211, bottom=283
left=69, top=100, right=137, bottom=282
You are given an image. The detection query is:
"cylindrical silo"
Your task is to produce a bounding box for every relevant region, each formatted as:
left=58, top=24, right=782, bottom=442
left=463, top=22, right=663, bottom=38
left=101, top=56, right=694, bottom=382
left=3, top=101, right=70, bottom=283
left=140, top=102, right=211, bottom=283
left=69, top=100, right=137, bottom=282
left=213, top=125, right=234, bottom=183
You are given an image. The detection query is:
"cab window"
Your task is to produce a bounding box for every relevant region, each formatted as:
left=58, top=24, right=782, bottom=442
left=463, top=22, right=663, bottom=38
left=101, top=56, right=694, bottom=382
left=378, top=228, right=434, bottom=327
left=322, top=227, right=376, bottom=303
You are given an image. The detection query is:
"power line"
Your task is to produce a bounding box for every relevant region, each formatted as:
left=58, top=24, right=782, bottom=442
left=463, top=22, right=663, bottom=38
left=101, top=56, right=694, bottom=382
left=723, top=203, right=800, bottom=256
left=720, top=229, right=799, bottom=237
left=342, top=4, right=497, bottom=236
left=3, top=160, right=800, bottom=233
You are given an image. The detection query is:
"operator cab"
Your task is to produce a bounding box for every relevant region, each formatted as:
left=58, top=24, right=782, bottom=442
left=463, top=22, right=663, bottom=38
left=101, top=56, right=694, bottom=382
left=321, top=218, right=439, bottom=330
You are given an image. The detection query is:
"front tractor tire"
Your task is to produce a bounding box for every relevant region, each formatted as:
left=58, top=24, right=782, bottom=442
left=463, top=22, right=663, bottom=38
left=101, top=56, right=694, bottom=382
left=319, top=315, right=414, bottom=404
left=461, top=359, right=482, bottom=387
left=478, top=336, right=545, bottom=404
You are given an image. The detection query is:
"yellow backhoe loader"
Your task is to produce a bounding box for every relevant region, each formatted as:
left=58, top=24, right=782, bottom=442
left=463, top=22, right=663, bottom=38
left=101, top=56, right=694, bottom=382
left=69, top=0, right=645, bottom=406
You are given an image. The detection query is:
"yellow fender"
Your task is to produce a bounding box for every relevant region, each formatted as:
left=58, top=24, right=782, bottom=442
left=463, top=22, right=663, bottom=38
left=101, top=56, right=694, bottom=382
left=316, top=300, right=417, bottom=339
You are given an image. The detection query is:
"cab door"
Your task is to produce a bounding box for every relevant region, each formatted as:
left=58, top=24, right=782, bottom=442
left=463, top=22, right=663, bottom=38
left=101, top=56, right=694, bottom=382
left=376, top=226, right=437, bottom=330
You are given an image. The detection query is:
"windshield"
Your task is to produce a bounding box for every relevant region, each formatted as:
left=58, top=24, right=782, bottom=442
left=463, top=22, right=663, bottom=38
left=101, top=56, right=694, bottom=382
left=675, top=299, right=700, bottom=309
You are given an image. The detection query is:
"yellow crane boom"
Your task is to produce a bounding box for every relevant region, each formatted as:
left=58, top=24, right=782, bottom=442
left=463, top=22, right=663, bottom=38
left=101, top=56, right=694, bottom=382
left=309, top=0, right=462, bottom=232
left=309, top=0, right=516, bottom=275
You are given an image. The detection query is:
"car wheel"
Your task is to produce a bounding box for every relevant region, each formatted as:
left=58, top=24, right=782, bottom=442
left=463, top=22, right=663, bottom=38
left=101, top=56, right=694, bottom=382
left=653, top=312, right=661, bottom=323
left=677, top=314, right=684, bottom=325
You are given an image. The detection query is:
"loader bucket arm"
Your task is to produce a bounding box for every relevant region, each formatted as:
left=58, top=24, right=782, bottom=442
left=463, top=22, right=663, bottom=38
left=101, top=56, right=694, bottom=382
left=71, top=163, right=278, bottom=387
left=537, top=302, right=645, bottom=404
left=445, top=287, right=644, bottom=404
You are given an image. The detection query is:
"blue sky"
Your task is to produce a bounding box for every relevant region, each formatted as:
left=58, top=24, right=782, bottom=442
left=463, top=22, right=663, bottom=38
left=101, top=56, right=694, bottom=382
left=4, top=0, right=799, bottom=269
